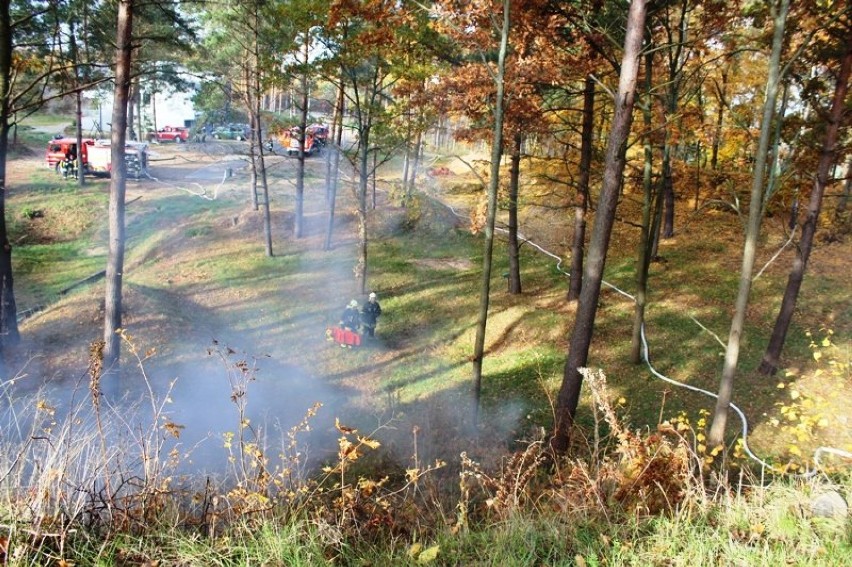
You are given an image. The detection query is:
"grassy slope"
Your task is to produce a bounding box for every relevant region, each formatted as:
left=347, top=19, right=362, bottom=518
left=6, top=138, right=851, bottom=468
left=2, top=137, right=850, bottom=564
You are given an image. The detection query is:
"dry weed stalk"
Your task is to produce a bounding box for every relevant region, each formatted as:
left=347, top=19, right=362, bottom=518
left=549, top=369, right=697, bottom=518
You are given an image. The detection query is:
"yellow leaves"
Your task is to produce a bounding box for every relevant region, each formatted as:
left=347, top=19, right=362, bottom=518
left=358, top=435, right=381, bottom=450
left=36, top=399, right=56, bottom=415
left=335, top=418, right=356, bottom=435
left=338, top=437, right=359, bottom=461
left=417, top=545, right=440, bottom=563
left=163, top=421, right=185, bottom=439
left=406, top=468, right=421, bottom=483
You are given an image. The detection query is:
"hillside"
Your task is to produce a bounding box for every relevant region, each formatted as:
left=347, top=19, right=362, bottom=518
left=0, top=133, right=849, bottom=565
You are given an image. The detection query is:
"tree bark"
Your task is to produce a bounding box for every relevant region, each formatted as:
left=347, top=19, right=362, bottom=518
left=507, top=130, right=522, bottom=295
left=295, top=31, right=310, bottom=238
left=246, top=61, right=259, bottom=211
left=69, top=21, right=86, bottom=187
left=472, top=0, right=510, bottom=424
left=253, top=4, right=272, bottom=256
left=661, top=0, right=688, bottom=240
left=758, top=37, right=851, bottom=375
left=324, top=80, right=345, bottom=251
left=408, top=128, right=422, bottom=196
left=568, top=75, right=595, bottom=302
left=356, top=128, right=370, bottom=294
left=102, top=0, right=134, bottom=373
left=551, top=0, right=646, bottom=455
left=710, top=67, right=728, bottom=172
left=631, top=48, right=654, bottom=364
left=371, top=150, right=377, bottom=210
left=402, top=97, right=412, bottom=195
left=708, top=0, right=790, bottom=448
left=835, top=157, right=851, bottom=223
left=0, top=1, right=18, bottom=356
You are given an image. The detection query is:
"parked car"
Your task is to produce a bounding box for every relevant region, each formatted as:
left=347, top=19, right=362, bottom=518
left=153, top=125, right=190, bottom=143
left=213, top=125, right=249, bottom=141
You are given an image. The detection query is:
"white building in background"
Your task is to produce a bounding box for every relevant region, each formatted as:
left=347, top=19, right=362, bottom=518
left=83, top=84, right=198, bottom=138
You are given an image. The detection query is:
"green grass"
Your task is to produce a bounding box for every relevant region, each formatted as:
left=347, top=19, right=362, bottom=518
left=25, top=474, right=846, bottom=566
left=3, top=141, right=850, bottom=566
left=9, top=178, right=109, bottom=306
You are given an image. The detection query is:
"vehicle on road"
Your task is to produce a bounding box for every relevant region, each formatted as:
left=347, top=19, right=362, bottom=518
left=279, top=124, right=328, bottom=156
left=86, top=140, right=149, bottom=179
left=213, top=125, right=250, bottom=141
left=152, top=125, right=190, bottom=143
left=46, top=137, right=95, bottom=171
left=48, top=138, right=148, bottom=179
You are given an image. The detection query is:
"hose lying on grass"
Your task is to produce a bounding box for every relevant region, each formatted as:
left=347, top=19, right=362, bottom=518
left=438, top=196, right=851, bottom=477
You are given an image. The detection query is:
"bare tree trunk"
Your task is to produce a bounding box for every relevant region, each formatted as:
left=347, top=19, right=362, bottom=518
left=69, top=22, right=86, bottom=187
left=661, top=148, right=674, bottom=237
left=356, top=131, right=370, bottom=294
left=402, top=99, right=412, bottom=194
left=408, top=128, right=422, bottom=196
left=325, top=80, right=345, bottom=251
left=126, top=82, right=135, bottom=141
left=836, top=157, right=851, bottom=222
left=551, top=0, right=646, bottom=455
left=253, top=5, right=272, bottom=256
left=371, top=150, right=377, bottom=210
left=135, top=80, right=142, bottom=146
left=708, top=0, right=790, bottom=448
left=631, top=48, right=654, bottom=364
left=0, top=0, right=18, bottom=359
left=472, top=0, right=510, bottom=425
left=295, top=32, right=310, bottom=238
left=102, top=0, right=133, bottom=373
left=507, top=130, right=522, bottom=294
left=568, top=75, right=595, bottom=302
left=711, top=67, right=727, bottom=172
left=150, top=84, right=157, bottom=137
left=246, top=61, right=259, bottom=211
left=758, top=39, right=851, bottom=375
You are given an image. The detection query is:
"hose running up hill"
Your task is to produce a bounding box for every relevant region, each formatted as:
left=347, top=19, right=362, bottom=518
left=436, top=196, right=851, bottom=476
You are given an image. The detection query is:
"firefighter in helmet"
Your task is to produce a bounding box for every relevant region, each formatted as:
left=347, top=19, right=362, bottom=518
left=340, top=299, right=360, bottom=331
left=361, top=292, right=382, bottom=338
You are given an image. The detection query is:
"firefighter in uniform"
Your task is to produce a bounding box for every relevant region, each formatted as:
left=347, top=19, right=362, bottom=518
left=361, top=292, right=382, bottom=338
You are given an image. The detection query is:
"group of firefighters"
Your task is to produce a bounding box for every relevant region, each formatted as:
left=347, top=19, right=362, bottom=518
left=340, top=292, right=382, bottom=339
left=60, top=152, right=78, bottom=179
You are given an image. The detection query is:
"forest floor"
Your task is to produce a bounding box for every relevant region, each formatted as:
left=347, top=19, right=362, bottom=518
left=4, top=131, right=852, bottom=477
